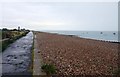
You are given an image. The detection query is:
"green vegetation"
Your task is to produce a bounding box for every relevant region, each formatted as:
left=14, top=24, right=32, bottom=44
left=0, top=28, right=30, bottom=52
left=41, top=64, right=56, bottom=75
left=0, top=31, right=2, bottom=52
left=113, top=68, right=120, bottom=76
left=2, top=28, right=29, bottom=39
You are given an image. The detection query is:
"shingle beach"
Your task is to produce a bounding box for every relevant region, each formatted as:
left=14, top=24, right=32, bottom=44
left=34, top=32, right=119, bottom=75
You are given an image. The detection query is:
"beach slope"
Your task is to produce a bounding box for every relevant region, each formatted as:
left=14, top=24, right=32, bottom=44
left=34, top=31, right=119, bottom=75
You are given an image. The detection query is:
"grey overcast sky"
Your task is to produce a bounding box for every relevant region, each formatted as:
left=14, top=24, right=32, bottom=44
left=0, top=0, right=119, bottom=31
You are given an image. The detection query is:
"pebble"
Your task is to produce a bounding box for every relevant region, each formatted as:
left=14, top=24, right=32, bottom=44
left=36, top=32, right=118, bottom=75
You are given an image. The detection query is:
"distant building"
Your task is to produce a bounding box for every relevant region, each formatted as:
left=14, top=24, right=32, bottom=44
left=18, top=26, right=20, bottom=31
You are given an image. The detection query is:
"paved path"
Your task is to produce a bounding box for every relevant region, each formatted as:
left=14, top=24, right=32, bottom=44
left=33, top=34, right=46, bottom=75
left=0, top=32, right=33, bottom=75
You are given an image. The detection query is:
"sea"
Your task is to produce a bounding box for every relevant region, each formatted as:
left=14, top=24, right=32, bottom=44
left=42, top=31, right=119, bottom=42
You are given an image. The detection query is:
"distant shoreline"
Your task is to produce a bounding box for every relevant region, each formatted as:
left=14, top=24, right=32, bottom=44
left=36, top=31, right=120, bottom=44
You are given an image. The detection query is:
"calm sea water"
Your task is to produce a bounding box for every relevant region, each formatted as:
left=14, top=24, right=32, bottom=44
left=42, top=31, right=119, bottom=42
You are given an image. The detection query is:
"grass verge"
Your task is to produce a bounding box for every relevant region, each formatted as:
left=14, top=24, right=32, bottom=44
left=2, top=31, right=29, bottom=52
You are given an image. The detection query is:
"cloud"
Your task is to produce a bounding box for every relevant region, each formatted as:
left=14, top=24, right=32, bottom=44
left=0, top=0, right=119, bottom=2
left=1, top=1, right=118, bottom=31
